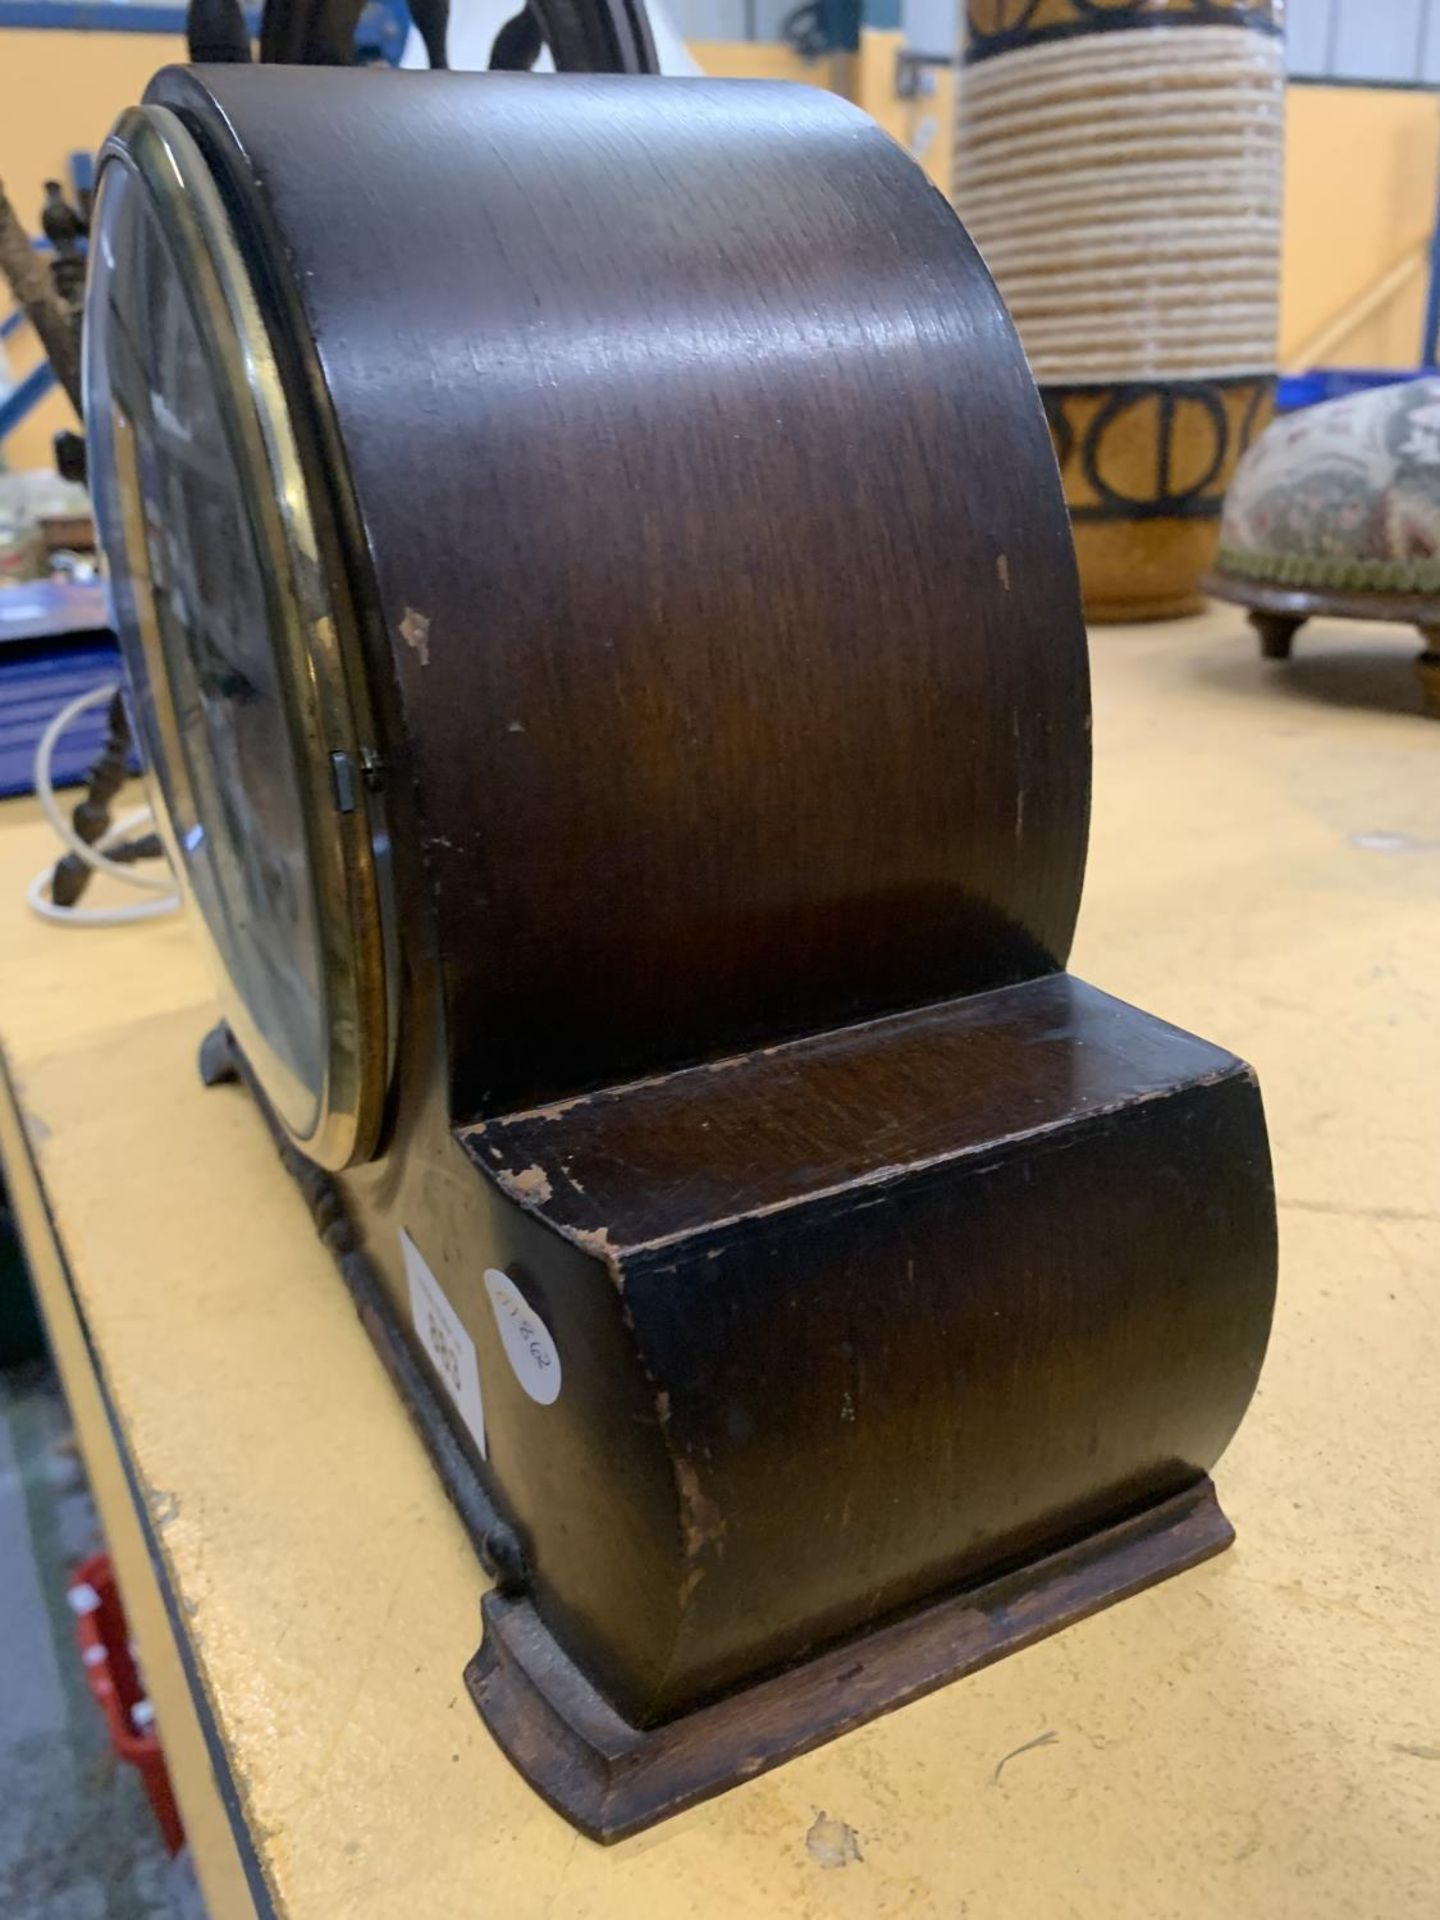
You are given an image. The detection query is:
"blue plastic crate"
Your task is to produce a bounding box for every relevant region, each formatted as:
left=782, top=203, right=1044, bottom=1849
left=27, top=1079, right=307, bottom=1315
left=0, top=580, right=132, bottom=799
left=1275, top=368, right=1426, bottom=413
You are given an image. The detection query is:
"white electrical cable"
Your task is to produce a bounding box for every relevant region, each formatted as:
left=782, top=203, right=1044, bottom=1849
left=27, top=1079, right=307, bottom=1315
left=27, top=681, right=183, bottom=927
left=27, top=828, right=183, bottom=926
left=34, top=683, right=175, bottom=889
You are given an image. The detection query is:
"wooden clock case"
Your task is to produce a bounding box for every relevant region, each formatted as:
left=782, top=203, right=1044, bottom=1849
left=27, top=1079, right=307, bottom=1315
left=89, top=66, right=1277, bottom=1839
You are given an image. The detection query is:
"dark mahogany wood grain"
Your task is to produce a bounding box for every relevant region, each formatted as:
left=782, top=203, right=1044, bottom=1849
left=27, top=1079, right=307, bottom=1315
left=152, top=65, right=1091, bottom=1119
left=454, top=973, right=1274, bottom=1720
left=467, top=1478, right=1234, bottom=1842
left=123, top=67, right=1276, bottom=1829
left=464, top=973, right=1250, bottom=1249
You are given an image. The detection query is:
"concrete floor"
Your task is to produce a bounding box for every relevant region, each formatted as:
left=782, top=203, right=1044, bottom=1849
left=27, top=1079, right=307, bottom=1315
left=0, top=1358, right=203, bottom=1919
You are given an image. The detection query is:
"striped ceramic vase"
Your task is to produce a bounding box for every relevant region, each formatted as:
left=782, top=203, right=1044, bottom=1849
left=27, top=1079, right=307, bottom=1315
left=954, top=1, right=1285, bottom=621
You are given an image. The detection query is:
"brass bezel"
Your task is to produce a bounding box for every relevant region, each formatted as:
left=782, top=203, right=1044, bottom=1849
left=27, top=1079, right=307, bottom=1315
left=88, top=105, right=388, bottom=1169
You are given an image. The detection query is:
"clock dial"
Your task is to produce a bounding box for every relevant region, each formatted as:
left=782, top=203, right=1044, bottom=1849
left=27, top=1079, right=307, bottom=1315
left=85, top=108, right=387, bottom=1167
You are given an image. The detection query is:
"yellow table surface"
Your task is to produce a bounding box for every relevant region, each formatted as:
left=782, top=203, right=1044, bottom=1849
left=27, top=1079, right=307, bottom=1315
left=2, top=608, right=1437, bottom=1919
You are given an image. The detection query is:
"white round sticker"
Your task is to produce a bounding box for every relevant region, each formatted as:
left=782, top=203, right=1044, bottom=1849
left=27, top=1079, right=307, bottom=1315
left=483, top=1269, right=562, bottom=1405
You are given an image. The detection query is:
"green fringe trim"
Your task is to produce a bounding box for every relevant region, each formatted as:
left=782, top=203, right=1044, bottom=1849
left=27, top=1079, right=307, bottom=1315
left=1217, top=543, right=1440, bottom=596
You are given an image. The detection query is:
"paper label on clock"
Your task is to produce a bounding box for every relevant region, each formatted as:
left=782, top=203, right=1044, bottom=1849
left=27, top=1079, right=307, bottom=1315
left=401, top=1229, right=487, bottom=1459
left=484, top=1270, right=562, bottom=1405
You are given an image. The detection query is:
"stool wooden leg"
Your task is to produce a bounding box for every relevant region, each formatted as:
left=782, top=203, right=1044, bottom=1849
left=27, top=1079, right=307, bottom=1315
left=1415, top=635, right=1440, bottom=719
left=1250, top=610, right=1304, bottom=660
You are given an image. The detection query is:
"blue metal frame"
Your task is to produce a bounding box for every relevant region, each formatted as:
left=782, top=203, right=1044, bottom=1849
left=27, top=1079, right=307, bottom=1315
left=0, top=3, right=258, bottom=31
left=355, top=0, right=409, bottom=63
left=0, top=0, right=406, bottom=57
left=1423, top=168, right=1440, bottom=368
left=0, top=360, right=58, bottom=442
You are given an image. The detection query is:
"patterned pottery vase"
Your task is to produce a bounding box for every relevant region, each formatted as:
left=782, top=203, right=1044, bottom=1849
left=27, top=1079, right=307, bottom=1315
left=954, top=1, right=1285, bottom=621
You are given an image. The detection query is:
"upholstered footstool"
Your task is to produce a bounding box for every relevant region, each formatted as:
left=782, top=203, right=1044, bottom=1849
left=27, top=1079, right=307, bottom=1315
left=1207, top=376, right=1440, bottom=717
